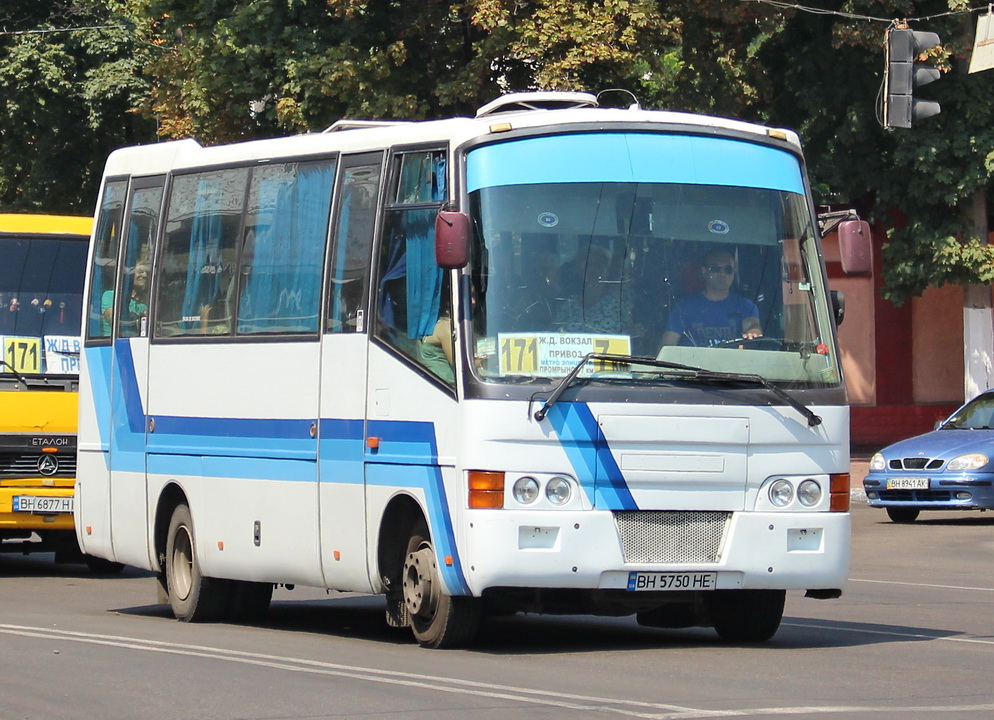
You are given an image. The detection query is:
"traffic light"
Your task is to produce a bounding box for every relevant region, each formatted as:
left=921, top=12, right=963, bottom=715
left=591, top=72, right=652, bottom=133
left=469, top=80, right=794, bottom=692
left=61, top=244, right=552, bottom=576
left=885, top=26, right=942, bottom=129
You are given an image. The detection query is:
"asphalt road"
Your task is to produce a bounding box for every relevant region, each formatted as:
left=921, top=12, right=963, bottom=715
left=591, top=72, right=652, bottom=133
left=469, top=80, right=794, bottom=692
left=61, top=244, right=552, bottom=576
left=2, top=501, right=993, bottom=720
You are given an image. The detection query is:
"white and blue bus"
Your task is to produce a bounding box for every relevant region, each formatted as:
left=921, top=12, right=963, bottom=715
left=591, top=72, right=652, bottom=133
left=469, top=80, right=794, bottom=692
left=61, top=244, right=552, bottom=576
left=76, top=92, right=864, bottom=647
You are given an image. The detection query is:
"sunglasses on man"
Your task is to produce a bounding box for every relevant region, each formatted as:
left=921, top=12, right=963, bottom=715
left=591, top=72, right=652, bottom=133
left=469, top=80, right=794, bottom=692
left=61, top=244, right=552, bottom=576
left=705, top=264, right=734, bottom=275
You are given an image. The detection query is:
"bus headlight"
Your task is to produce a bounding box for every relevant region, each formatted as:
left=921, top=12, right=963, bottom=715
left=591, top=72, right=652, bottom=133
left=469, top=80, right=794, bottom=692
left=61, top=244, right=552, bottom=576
left=797, top=479, right=822, bottom=507
left=769, top=479, right=794, bottom=507
left=512, top=476, right=540, bottom=504
left=546, top=476, right=572, bottom=505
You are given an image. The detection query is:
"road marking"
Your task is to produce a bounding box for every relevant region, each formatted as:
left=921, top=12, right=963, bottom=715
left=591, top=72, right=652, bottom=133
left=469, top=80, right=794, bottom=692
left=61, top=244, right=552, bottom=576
left=2, top=623, right=993, bottom=718
left=851, top=578, right=994, bottom=593
left=783, top=621, right=994, bottom=647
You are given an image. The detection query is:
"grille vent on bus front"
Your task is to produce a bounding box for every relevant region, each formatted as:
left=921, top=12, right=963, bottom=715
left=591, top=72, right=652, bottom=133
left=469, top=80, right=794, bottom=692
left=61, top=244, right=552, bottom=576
left=0, top=453, right=77, bottom=479
left=613, top=511, right=730, bottom=564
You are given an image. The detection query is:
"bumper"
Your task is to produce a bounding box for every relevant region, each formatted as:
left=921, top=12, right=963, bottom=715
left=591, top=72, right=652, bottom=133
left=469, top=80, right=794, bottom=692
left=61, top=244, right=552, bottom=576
left=461, top=509, right=850, bottom=596
left=0, top=486, right=75, bottom=531
left=864, top=471, right=994, bottom=510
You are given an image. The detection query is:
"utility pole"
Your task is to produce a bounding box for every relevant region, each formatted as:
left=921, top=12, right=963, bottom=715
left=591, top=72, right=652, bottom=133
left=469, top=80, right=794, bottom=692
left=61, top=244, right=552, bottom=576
left=960, top=16, right=994, bottom=398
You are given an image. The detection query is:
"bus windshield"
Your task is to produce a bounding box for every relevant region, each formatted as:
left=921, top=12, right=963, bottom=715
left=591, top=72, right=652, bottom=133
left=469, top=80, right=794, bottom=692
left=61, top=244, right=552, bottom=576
left=466, top=132, right=838, bottom=387
left=0, top=233, right=88, bottom=376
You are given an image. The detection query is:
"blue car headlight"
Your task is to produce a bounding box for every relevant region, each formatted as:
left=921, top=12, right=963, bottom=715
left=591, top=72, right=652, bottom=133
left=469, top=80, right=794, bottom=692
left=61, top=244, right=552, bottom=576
left=947, top=453, right=989, bottom=471
left=869, top=453, right=886, bottom=471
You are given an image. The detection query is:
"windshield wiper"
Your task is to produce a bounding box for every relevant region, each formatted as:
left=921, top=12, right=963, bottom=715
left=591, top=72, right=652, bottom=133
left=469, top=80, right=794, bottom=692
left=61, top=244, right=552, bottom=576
left=532, top=353, right=822, bottom=427
left=0, top=359, right=28, bottom=388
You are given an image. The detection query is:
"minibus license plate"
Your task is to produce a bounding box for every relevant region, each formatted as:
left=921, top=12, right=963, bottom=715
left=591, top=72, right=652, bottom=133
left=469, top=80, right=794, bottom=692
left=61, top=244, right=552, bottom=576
left=627, top=571, right=717, bottom=592
left=13, top=496, right=74, bottom=514
left=886, top=478, right=929, bottom=490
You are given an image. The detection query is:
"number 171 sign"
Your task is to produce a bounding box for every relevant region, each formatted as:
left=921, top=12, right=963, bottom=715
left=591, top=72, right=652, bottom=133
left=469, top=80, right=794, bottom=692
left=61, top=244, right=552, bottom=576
left=498, top=332, right=631, bottom=377
left=2, top=336, right=41, bottom=374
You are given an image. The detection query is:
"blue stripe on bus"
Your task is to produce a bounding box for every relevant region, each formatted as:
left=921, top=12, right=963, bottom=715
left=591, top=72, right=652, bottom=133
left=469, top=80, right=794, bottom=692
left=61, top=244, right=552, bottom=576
left=546, top=402, right=638, bottom=511
left=466, top=133, right=804, bottom=194
left=86, top=341, right=471, bottom=594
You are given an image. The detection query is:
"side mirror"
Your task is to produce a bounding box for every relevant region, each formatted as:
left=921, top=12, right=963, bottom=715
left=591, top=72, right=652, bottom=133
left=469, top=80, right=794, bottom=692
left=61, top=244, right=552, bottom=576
left=831, top=289, right=845, bottom=326
left=435, top=211, right=470, bottom=269
left=838, top=220, right=872, bottom=275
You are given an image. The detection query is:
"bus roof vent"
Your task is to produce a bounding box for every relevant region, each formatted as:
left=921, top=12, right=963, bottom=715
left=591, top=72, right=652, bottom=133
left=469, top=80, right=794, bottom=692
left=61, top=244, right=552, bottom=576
left=475, top=92, right=599, bottom=118
left=323, top=119, right=409, bottom=133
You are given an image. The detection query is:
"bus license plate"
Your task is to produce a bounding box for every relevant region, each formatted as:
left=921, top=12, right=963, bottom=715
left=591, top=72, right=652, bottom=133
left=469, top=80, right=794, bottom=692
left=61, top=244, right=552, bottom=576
left=886, top=478, right=929, bottom=490
left=627, top=571, right=717, bottom=592
left=12, top=496, right=74, bottom=514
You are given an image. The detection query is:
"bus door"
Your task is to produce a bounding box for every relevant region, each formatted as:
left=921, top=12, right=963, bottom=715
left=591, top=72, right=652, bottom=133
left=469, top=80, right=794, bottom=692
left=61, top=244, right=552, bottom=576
left=78, top=180, right=128, bottom=559
left=318, top=152, right=383, bottom=590
left=361, top=147, right=467, bottom=598
left=108, top=177, right=164, bottom=567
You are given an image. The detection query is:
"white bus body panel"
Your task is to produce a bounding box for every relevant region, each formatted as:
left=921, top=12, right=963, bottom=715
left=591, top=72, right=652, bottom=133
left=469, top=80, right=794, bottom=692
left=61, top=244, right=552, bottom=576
left=362, top=342, right=467, bottom=597
left=75, top=345, right=113, bottom=558
left=144, top=341, right=323, bottom=585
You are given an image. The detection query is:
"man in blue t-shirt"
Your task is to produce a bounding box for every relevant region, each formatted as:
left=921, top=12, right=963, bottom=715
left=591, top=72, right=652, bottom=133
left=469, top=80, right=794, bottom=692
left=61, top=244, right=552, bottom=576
left=661, top=249, right=762, bottom=347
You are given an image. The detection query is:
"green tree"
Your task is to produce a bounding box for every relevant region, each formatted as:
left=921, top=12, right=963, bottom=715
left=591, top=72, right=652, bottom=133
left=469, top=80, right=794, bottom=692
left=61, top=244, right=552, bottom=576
left=0, top=0, right=156, bottom=213
left=754, top=0, right=994, bottom=303
left=137, top=0, right=684, bottom=141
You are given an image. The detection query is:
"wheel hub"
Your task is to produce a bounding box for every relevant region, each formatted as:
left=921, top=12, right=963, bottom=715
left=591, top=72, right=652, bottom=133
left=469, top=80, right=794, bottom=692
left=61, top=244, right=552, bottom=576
left=403, top=544, right=439, bottom=619
left=171, top=526, right=194, bottom=601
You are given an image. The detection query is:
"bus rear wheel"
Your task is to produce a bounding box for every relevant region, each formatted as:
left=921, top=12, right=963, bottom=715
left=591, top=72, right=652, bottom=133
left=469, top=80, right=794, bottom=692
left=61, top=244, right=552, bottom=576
left=165, top=503, right=230, bottom=622
left=402, top=521, right=481, bottom=649
left=705, top=589, right=785, bottom=643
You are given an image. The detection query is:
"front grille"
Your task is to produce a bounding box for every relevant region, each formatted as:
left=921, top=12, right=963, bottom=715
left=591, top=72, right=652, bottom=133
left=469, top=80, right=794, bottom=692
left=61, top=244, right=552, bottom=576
left=879, top=490, right=952, bottom=502
left=0, top=452, right=77, bottom=479
left=890, top=457, right=944, bottom=470
left=613, top=510, right=730, bottom=564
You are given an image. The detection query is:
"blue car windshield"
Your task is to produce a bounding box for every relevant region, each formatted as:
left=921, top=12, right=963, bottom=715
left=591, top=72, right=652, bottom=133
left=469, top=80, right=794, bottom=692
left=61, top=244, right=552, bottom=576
left=945, top=395, right=994, bottom=429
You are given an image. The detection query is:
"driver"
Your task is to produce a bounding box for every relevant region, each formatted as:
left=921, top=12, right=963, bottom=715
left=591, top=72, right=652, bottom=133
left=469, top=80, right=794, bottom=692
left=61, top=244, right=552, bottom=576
left=661, top=249, right=762, bottom=347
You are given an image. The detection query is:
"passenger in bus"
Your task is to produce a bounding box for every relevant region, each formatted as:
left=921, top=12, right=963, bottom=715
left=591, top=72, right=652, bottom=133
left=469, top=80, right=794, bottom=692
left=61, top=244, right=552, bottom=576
left=660, top=249, right=762, bottom=347
left=420, top=313, right=455, bottom=383
left=101, top=263, right=149, bottom=336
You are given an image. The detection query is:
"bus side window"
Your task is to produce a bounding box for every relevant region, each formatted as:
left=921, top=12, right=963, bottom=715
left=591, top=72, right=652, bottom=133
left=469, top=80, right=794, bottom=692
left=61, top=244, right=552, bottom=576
left=328, top=157, right=382, bottom=333
left=373, top=149, right=452, bottom=384
left=238, top=159, right=334, bottom=335
left=118, top=182, right=163, bottom=339
left=86, top=180, right=127, bottom=340
left=157, top=169, right=247, bottom=337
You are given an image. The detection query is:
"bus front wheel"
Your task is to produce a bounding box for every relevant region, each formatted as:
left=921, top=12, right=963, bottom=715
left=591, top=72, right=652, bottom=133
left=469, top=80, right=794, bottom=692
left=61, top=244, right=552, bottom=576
left=402, top=521, right=481, bottom=649
left=705, top=589, right=785, bottom=642
left=165, top=503, right=230, bottom=622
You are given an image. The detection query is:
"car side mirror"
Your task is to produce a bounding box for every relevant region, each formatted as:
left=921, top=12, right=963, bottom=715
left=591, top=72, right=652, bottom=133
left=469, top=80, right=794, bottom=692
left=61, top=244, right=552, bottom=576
left=435, top=211, right=470, bottom=269
left=838, top=220, right=872, bottom=275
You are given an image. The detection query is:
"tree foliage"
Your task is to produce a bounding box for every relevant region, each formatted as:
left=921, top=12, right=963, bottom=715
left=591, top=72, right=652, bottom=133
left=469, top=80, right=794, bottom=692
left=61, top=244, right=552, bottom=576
left=0, top=0, right=155, bottom=212
left=4, top=0, right=994, bottom=305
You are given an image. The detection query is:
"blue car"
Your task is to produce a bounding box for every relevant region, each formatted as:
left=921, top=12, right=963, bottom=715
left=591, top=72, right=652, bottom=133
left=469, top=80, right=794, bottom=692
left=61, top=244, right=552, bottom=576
left=864, top=390, right=994, bottom=523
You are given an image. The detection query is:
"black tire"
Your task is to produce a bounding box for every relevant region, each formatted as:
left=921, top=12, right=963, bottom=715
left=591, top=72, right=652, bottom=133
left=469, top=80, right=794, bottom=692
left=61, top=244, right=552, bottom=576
left=705, top=589, right=785, bottom=643
left=228, top=580, right=273, bottom=623
left=403, top=520, right=481, bottom=649
left=165, top=503, right=230, bottom=622
left=886, top=507, right=920, bottom=524
left=84, top=554, right=125, bottom=575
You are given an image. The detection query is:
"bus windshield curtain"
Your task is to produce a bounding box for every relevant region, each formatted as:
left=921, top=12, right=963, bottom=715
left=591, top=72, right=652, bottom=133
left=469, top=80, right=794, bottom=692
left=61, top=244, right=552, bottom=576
left=181, top=178, right=223, bottom=330
left=239, top=162, right=333, bottom=333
